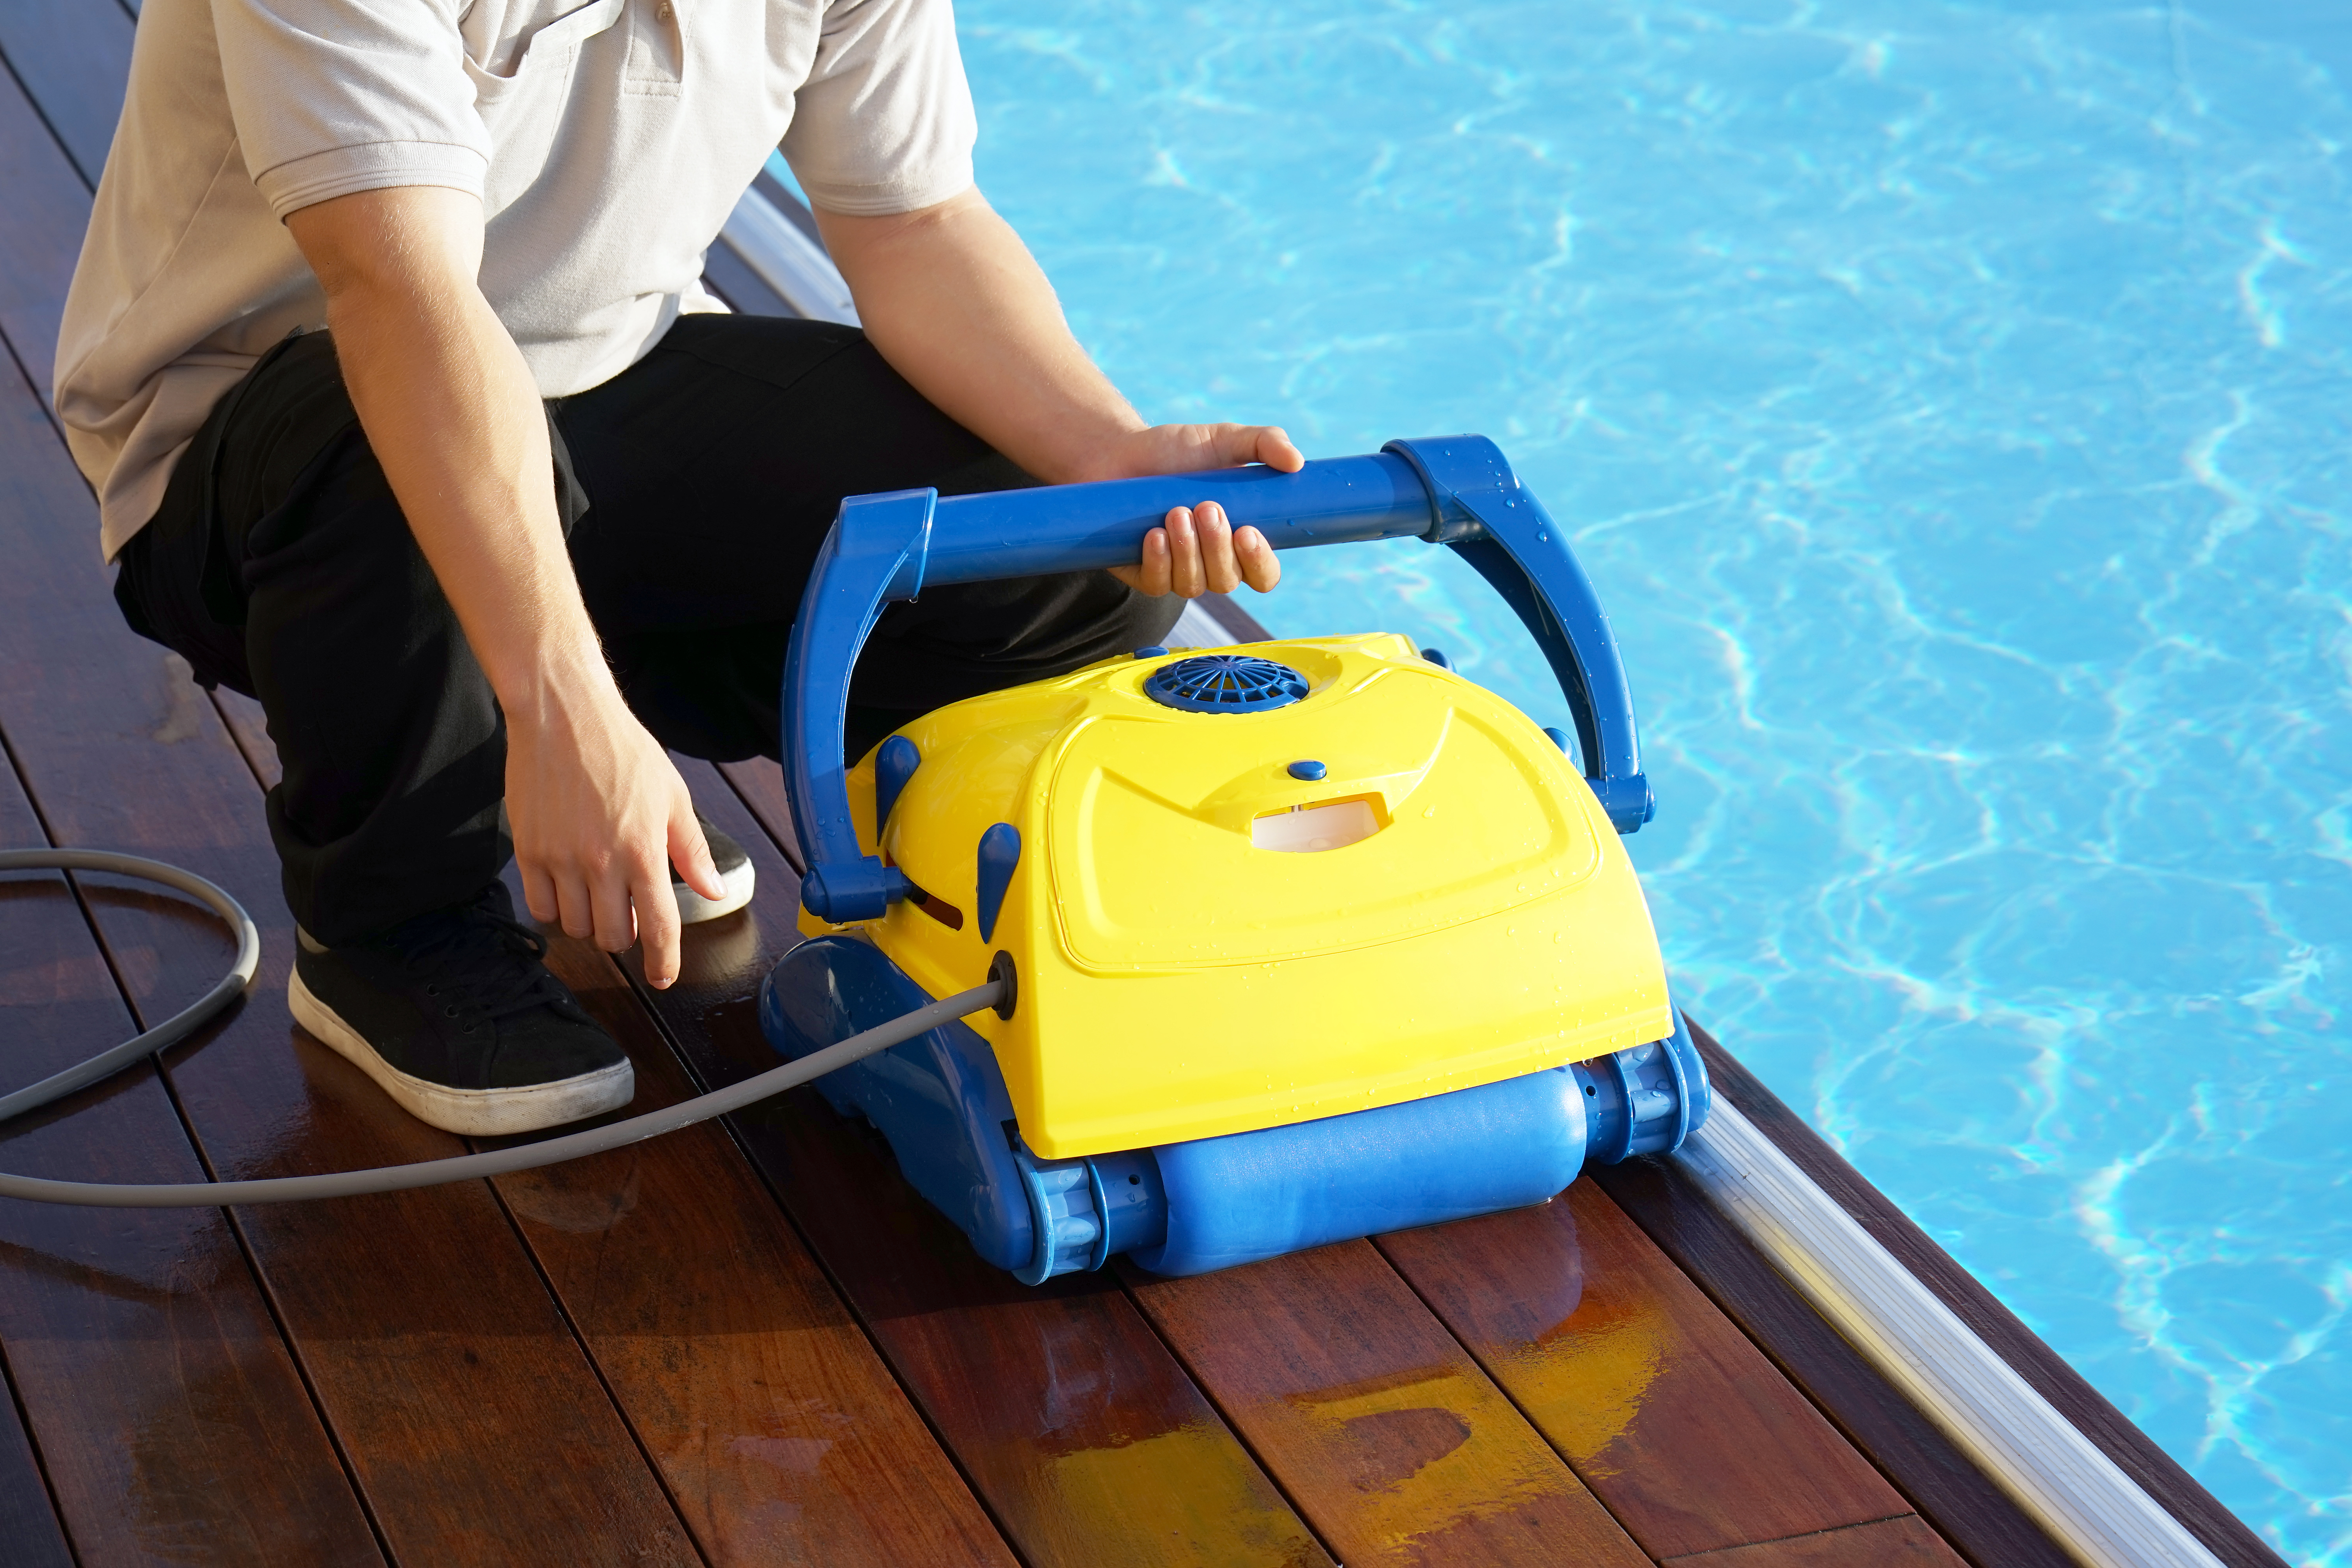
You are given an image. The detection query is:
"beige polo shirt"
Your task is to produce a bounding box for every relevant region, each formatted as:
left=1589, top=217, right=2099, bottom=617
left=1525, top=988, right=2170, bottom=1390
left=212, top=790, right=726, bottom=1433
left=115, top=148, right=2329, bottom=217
left=56, top=0, right=977, bottom=560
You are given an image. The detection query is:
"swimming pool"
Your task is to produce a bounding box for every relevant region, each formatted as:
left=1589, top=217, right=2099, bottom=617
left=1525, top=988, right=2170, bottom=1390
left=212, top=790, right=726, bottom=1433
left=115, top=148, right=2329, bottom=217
left=954, top=1, right=2352, bottom=1558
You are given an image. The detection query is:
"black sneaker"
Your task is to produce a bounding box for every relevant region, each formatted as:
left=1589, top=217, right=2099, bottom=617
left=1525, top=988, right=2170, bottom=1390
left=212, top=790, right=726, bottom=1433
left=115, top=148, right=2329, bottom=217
left=288, top=882, right=633, bottom=1135
left=674, top=810, right=754, bottom=924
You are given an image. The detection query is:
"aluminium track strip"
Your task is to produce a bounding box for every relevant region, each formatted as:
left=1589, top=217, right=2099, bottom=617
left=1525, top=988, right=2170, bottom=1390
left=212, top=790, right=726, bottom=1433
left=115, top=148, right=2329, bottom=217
left=1676, top=1100, right=2225, bottom=1568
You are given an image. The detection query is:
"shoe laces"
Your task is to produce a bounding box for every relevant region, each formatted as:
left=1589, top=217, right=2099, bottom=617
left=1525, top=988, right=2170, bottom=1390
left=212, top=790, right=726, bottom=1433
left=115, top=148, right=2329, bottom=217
left=392, top=901, right=569, bottom=1036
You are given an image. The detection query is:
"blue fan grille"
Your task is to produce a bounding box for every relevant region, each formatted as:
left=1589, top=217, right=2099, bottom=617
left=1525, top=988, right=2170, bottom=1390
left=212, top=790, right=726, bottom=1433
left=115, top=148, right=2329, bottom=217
left=1143, top=654, right=1310, bottom=713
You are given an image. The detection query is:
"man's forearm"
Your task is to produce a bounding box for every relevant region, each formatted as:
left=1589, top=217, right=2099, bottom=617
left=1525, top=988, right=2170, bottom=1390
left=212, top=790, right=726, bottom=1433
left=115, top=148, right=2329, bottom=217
left=285, top=186, right=720, bottom=981
left=815, top=192, right=1148, bottom=484
left=288, top=186, right=606, bottom=713
left=817, top=185, right=1301, bottom=595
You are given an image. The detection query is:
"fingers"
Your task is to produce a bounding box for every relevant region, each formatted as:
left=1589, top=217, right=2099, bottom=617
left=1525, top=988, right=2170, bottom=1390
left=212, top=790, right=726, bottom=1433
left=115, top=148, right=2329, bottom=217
left=1194, top=504, right=1241, bottom=594
left=524, top=835, right=692, bottom=987
left=1235, top=525, right=1281, bottom=593
left=1103, top=423, right=1305, bottom=482
left=1250, top=425, right=1304, bottom=473
left=669, top=797, right=726, bottom=903
left=1134, top=504, right=1272, bottom=599
left=634, top=779, right=711, bottom=988
left=1143, top=506, right=1208, bottom=598
left=1168, top=506, right=1207, bottom=597
left=519, top=859, right=560, bottom=926
left=1193, top=423, right=1301, bottom=473
left=589, top=863, right=635, bottom=956
left=552, top=868, right=596, bottom=943
left=503, top=690, right=711, bottom=989
left=634, top=860, right=684, bottom=989
left=1124, top=525, right=1172, bottom=596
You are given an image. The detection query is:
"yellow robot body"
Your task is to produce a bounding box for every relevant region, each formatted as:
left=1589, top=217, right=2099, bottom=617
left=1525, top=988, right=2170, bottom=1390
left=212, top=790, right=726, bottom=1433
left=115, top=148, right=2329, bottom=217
left=804, top=633, right=1672, bottom=1160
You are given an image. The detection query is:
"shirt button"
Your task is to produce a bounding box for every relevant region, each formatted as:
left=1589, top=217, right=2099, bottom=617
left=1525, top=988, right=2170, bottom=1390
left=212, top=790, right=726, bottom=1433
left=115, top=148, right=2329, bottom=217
left=656, top=1, right=671, bottom=17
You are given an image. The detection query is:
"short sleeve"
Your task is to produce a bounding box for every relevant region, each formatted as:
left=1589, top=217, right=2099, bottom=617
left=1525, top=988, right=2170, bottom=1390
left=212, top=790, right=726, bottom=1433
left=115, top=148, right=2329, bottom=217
left=781, top=0, right=977, bottom=216
left=213, top=0, right=490, bottom=219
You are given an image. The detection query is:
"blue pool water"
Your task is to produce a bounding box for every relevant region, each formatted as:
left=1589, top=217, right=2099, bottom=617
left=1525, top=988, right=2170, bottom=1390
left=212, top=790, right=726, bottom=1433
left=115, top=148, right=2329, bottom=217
left=951, top=1, right=2352, bottom=1558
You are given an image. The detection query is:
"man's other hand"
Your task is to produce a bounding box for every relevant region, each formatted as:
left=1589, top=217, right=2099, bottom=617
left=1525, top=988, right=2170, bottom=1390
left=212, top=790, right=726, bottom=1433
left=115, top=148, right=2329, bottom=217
left=1095, top=423, right=1300, bottom=599
left=504, top=672, right=726, bottom=986
left=1108, top=499, right=1277, bottom=598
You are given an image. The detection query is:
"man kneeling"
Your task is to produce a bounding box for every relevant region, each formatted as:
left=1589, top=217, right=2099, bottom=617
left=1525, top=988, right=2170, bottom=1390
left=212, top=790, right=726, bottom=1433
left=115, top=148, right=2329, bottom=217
left=59, top=0, right=1291, bottom=1133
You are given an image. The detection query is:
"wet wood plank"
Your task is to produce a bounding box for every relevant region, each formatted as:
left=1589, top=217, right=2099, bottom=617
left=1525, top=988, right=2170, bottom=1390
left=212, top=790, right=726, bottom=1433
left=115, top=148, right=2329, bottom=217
left=0, top=61, right=386, bottom=1562
left=632, top=760, right=1334, bottom=1568
left=1589, top=1148, right=2074, bottom=1568
left=1658, top=1514, right=1965, bottom=1568
left=715, top=758, right=804, bottom=870
left=1376, top=1178, right=1921, bottom=1560
left=1122, top=1241, right=1650, bottom=1568
left=0, top=0, right=133, bottom=190
left=210, top=688, right=279, bottom=790
left=0, top=37, right=90, bottom=391
left=0, top=334, right=700, bottom=1566
left=0, top=1351, right=74, bottom=1568
left=499, top=924, right=1017, bottom=1566
left=1688, top=1020, right=2290, bottom=1568
left=0, top=723, right=382, bottom=1566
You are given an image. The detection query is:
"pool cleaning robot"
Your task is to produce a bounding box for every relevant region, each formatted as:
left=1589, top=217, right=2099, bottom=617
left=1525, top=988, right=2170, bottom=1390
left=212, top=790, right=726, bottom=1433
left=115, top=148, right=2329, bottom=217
left=759, top=436, right=1712, bottom=1282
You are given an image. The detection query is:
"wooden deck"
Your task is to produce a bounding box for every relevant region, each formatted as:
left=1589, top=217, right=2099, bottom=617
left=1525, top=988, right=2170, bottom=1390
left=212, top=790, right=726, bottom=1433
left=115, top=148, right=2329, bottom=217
left=0, top=4, right=2290, bottom=1564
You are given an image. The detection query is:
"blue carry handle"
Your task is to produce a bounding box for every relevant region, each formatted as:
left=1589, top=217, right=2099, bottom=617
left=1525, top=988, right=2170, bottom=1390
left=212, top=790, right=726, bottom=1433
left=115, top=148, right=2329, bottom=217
left=786, top=435, right=1653, bottom=921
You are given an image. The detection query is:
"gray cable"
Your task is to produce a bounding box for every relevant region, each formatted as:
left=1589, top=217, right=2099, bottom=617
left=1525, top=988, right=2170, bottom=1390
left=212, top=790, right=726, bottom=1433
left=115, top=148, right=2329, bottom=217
left=0, top=848, right=998, bottom=1208
left=0, top=849, right=262, bottom=1123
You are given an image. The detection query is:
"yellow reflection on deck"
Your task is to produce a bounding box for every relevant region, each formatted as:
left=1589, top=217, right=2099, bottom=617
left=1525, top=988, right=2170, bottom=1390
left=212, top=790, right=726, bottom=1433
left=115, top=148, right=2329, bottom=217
left=1045, top=1420, right=1325, bottom=1567
left=1287, top=1364, right=1579, bottom=1550
left=1498, top=1286, right=1674, bottom=1477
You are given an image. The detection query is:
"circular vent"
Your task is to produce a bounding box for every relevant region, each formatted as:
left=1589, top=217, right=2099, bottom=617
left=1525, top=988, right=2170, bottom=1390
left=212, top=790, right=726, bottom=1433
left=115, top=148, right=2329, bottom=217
left=1143, top=654, right=1310, bottom=713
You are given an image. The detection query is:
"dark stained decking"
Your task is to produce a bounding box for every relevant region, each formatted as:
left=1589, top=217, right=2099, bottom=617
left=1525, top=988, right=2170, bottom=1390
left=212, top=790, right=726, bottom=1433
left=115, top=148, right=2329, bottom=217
left=0, top=4, right=2280, bottom=1565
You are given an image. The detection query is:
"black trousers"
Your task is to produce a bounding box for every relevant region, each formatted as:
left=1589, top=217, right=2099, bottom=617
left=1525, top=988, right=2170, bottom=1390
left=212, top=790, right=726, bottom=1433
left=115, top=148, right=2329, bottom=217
left=115, top=315, right=1179, bottom=945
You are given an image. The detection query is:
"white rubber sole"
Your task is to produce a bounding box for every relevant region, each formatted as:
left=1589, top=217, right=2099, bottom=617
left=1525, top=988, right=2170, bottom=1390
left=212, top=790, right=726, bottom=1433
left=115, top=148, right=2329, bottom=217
left=674, top=857, right=755, bottom=925
left=289, top=969, right=635, bottom=1136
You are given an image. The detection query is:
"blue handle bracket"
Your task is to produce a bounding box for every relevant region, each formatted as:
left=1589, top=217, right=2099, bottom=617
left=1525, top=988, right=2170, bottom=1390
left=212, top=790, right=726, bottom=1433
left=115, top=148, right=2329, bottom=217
left=783, top=488, right=931, bottom=921
left=1384, top=437, right=1653, bottom=833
